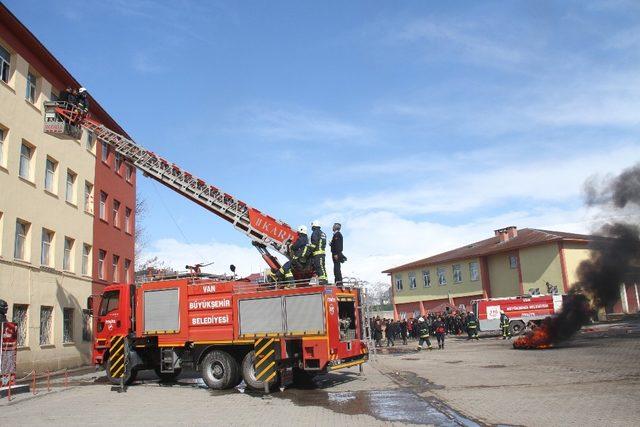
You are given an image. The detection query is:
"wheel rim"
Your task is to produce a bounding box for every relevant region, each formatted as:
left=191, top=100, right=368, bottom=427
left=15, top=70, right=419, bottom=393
left=210, top=361, right=224, bottom=380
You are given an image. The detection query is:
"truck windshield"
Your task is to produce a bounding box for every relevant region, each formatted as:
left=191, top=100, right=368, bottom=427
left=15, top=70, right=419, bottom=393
left=99, top=290, right=120, bottom=316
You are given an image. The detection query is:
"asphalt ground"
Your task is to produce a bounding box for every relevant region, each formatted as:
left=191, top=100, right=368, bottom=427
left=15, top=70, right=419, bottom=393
left=1, top=320, right=638, bottom=426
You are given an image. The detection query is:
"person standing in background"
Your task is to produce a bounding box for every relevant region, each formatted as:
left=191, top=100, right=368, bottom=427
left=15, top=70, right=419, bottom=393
left=330, top=223, right=344, bottom=285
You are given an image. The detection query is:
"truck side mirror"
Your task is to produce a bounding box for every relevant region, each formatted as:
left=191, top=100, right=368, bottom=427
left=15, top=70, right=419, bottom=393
left=86, top=296, right=94, bottom=316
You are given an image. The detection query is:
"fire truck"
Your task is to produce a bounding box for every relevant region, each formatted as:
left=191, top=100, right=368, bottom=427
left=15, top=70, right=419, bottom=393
left=43, top=102, right=369, bottom=391
left=472, top=294, right=563, bottom=336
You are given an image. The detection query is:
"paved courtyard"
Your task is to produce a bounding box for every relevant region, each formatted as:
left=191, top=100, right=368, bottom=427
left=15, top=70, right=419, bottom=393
left=2, top=321, right=639, bottom=426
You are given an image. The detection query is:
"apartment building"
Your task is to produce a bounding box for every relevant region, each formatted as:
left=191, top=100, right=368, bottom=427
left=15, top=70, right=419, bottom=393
left=384, top=226, right=640, bottom=320
left=0, top=4, right=135, bottom=374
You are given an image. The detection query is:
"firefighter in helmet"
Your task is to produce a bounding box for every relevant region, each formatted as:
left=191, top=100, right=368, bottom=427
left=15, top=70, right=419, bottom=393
left=277, top=225, right=309, bottom=283
left=466, top=312, right=479, bottom=340
left=416, top=317, right=433, bottom=351
left=309, top=220, right=328, bottom=285
left=500, top=310, right=511, bottom=339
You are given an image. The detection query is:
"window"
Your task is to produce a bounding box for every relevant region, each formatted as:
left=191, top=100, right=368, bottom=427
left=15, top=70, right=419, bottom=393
left=82, top=309, right=92, bottom=342
left=509, top=255, right=518, bottom=269
left=125, top=207, right=132, bottom=233
left=26, top=72, right=37, bottom=103
left=114, top=153, right=122, bottom=173
left=423, top=270, right=431, bottom=287
left=469, top=262, right=480, bottom=282
left=112, top=254, right=119, bottom=282
left=124, top=259, right=131, bottom=283
left=14, top=219, right=29, bottom=260
left=395, top=274, right=403, bottom=291
left=84, top=181, right=94, bottom=213
left=12, top=304, right=28, bottom=347
left=98, top=250, right=106, bottom=280
left=437, top=267, right=447, bottom=285
left=99, top=290, right=120, bottom=316
left=409, top=272, right=417, bottom=289
left=82, top=244, right=91, bottom=275
left=63, top=308, right=74, bottom=343
left=65, top=170, right=76, bottom=203
left=113, top=200, right=120, bottom=227
left=63, top=237, right=74, bottom=271
left=453, top=264, right=462, bottom=283
left=0, top=128, right=5, bottom=167
left=19, top=143, right=32, bottom=180
left=101, top=140, right=108, bottom=162
left=0, top=44, right=10, bottom=83
left=45, top=157, right=57, bottom=192
left=41, top=228, right=54, bottom=266
left=39, top=306, right=53, bottom=346
left=125, top=164, right=133, bottom=182
left=85, top=131, right=95, bottom=151
left=99, top=192, right=107, bottom=220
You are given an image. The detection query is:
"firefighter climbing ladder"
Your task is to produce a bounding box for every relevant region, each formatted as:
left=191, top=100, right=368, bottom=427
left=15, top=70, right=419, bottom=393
left=46, top=102, right=293, bottom=258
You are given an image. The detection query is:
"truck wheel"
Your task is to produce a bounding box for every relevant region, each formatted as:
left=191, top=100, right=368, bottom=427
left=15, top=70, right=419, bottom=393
left=154, top=367, right=182, bottom=383
left=104, top=356, right=137, bottom=385
left=241, top=350, right=279, bottom=391
left=509, top=320, right=526, bottom=336
left=200, top=350, right=239, bottom=390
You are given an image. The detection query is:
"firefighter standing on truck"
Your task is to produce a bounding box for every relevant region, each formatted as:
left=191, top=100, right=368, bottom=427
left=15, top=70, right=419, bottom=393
left=309, top=220, right=328, bottom=285
left=330, top=223, right=344, bottom=285
left=500, top=310, right=511, bottom=339
left=276, top=225, right=309, bottom=282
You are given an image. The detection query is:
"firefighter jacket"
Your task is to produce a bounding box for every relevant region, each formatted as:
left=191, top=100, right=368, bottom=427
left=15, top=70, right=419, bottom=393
left=310, top=226, right=326, bottom=256
left=500, top=313, right=510, bottom=327
left=467, top=316, right=478, bottom=329
left=330, top=231, right=343, bottom=255
left=416, top=321, right=430, bottom=338
left=290, top=232, right=308, bottom=259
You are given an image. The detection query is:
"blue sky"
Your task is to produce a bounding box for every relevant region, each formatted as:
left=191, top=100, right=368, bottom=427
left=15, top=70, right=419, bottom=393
left=8, top=0, right=640, bottom=283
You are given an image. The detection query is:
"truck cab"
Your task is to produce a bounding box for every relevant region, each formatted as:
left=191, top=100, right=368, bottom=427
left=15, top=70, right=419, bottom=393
left=92, top=283, right=133, bottom=366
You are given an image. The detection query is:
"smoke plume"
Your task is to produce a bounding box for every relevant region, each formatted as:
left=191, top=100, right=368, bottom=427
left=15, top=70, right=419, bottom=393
left=515, top=163, right=640, bottom=348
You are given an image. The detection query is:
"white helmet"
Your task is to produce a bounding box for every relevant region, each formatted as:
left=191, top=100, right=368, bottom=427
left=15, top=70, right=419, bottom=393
left=78, top=87, right=87, bottom=93
left=418, top=317, right=424, bottom=322
left=311, top=219, right=321, bottom=228
left=297, top=225, right=308, bottom=234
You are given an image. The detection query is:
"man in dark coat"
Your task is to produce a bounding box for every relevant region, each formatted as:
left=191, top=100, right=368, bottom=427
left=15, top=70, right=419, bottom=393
left=329, top=223, right=344, bottom=284
left=0, top=299, right=8, bottom=323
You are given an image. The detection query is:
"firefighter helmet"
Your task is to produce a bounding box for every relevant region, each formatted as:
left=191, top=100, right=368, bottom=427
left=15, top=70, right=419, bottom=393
left=311, top=219, right=321, bottom=227
left=297, top=225, right=308, bottom=234
left=418, top=317, right=424, bottom=322
left=78, top=87, right=87, bottom=93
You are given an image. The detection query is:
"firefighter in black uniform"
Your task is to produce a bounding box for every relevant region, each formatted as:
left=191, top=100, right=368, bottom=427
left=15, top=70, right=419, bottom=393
left=275, top=225, right=309, bottom=283
left=77, top=87, right=90, bottom=111
left=330, top=223, right=344, bottom=285
left=500, top=310, right=511, bottom=339
left=466, top=313, right=479, bottom=340
left=309, top=220, right=328, bottom=285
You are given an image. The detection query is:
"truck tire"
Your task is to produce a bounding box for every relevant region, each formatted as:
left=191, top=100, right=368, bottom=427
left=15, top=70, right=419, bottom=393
left=241, top=350, right=278, bottom=391
left=154, top=367, right=182, bottom=383
left=200, top=350, right=239, bottom=390
left=104, top=356, right=137, bottom=385
left=509, top=320, right=526, bottom=336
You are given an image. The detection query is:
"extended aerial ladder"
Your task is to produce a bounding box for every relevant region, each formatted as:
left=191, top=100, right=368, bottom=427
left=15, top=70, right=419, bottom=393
left=43, top=101, right=310, bottom=279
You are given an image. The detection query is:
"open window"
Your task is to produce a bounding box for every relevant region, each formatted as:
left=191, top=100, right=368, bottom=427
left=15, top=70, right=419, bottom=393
left=338, top=297, right=357, bottom=342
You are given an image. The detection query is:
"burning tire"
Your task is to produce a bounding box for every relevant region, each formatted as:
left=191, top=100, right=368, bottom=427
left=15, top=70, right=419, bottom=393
left=241, top=350, right=279, bottom=391
left=509, top=320, right=526, bottom=336
left=200, top=350, right=240, bottom=390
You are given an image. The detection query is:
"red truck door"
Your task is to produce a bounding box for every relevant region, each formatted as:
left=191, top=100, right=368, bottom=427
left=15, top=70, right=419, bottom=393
left=96, top=286, right=131, bottom=345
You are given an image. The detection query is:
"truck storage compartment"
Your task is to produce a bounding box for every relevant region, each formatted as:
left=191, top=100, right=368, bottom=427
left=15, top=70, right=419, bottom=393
left=284, top=293, right=325, bottom=335
left=144, top=288, right=180, bottom=334
left=238, top=296, right=284, bottom=335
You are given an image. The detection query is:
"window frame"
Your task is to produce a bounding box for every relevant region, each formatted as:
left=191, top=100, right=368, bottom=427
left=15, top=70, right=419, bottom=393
left=14, top=219, right=29, bottom=260
left=113, top=199, right=120, bottom=228
left=44, top=157, right=57, bottom=193
left=437, top=267, right=447, bottom=286
left=395, top=274, right=403, bottom=291
left=422, top=270, right=431, bottom=288
left=99, top=192, right=107, bottom=220
left=0, top=43, right=10, bottom=83
left=112, top=254, right=119, bottom=282
left=82, top=244, right=92, bottom=276
left=63, top=308, right=74, bottom=343
left=0, top=127, right=5, bottom=167
left=12, top=304, right=29, bottom=347
left=452, top=264, right=462, bottom=283
left=469, top=261, right=480, bottom=282
left=63, top=236, right=74, bottom=272
left=39, top=306, right=53, bottom=346
left=41, top=228, right=54, bottom=267
left=65, top=169, right=77, bottom=204
left=19, top=143, right=33, bottom=180
left=509, top=254, right=518, bottom=269
left=98, top=249, right=106, bottom=280
left=408, top=272, right=417, bottom=289
left=26, top=71, right=37, bottom=103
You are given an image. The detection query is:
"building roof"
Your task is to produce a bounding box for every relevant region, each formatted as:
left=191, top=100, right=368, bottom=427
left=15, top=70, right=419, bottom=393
left=0, top=4, right=130, bottom=138
left=382, top=228, right=594, bottom=274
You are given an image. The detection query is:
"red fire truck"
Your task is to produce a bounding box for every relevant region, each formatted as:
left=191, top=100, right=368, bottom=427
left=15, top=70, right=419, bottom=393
left=472, top=294, right=563, bottom=336
left=44, top=102, right=369, bottom=391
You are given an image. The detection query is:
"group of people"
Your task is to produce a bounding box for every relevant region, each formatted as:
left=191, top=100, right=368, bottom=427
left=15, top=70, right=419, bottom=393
left=272, top=220, right=346, bottom=285
left=58, top=86, right=89, bottom=111
left=370, top=309, right=493, bottom=351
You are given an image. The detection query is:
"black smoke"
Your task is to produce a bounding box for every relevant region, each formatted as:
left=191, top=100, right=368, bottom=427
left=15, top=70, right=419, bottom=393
left=524, top=163, right=640, bottom=346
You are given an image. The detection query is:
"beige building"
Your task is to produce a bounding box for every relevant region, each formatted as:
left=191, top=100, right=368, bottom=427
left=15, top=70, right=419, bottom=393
left=383, top=226, right=640, bottom=319
left=0, top=5, right=135, bottom=374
